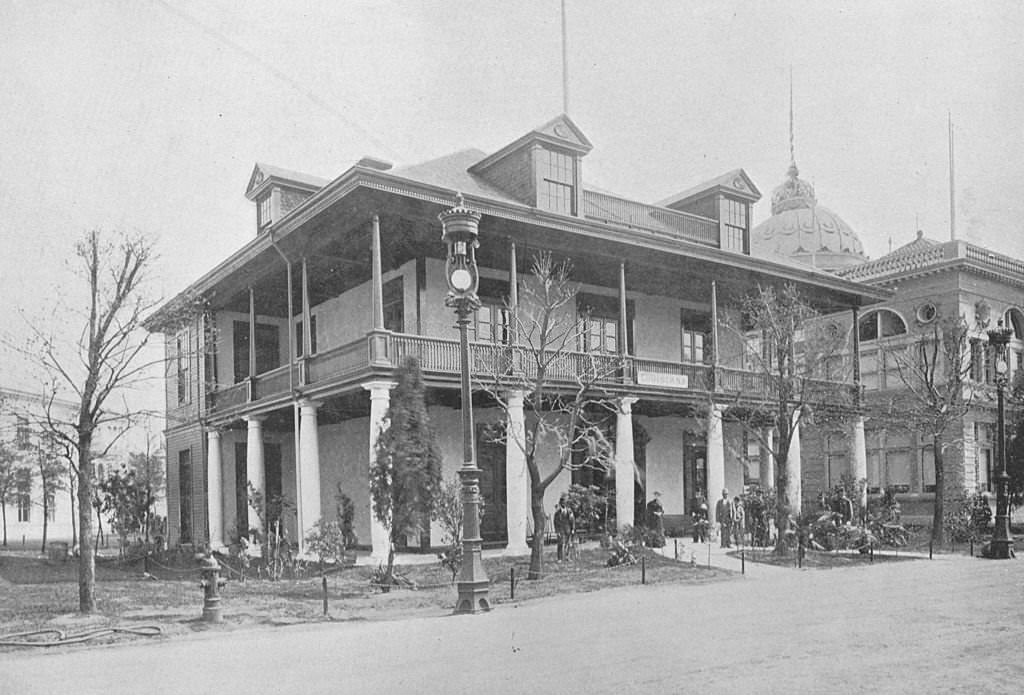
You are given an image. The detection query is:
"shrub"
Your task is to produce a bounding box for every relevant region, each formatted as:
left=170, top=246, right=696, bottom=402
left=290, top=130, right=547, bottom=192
left=944, top=490, right=992, bottom=543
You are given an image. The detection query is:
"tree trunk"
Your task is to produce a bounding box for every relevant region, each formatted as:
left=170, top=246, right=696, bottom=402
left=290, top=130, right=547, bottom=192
left=773, top=428, right=792, bottom=555
left=41, top=493, right=48, bottom=554
left=527, top=491, right=546, bottom=580
left=69, top=480, right=77, bottom=548
left=932, top=436, right=945, bottom=546
left=77, top=437, right=96, bottom=613
left=382, top=539, right=395, bottom=593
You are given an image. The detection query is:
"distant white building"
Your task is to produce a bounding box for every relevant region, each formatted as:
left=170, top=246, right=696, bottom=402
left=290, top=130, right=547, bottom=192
left=0, top=387, right=79, bottom=547
left=0, top=386, right=163, bottom=549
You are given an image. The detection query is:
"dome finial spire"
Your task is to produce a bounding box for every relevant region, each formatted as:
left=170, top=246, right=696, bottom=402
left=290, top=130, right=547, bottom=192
left=789, top=65, right=795, bottom=167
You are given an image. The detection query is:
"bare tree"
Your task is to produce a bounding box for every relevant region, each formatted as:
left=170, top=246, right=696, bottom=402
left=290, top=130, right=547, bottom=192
left=25, top=230, right=159, bottom=613
left=35, top=434, right=67, bottom=553
left=477, top=253, right=619, bottom=580
left=0, top=440, right=16, bottom=547
left=717, top=284, right=854, bottom=552
left=888, top=316, right=974, bottom=545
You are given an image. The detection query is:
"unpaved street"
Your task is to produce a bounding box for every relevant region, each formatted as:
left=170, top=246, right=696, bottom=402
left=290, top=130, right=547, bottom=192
left=2, top=554, right=1023, bottom=694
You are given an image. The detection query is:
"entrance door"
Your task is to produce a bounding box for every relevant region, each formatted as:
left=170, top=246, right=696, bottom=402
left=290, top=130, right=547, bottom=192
left=476, top=424, right=507, bottom=543
left=684, top=432, right=707, bottom=515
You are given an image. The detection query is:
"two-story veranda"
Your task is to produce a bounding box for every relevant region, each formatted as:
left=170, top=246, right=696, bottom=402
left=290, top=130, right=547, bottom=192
left=150, top=115, right=887, bottom=556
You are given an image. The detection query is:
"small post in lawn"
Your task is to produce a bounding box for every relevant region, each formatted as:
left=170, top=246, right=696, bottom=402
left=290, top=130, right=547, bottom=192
left=741, top=548, right=745, bottom=575
left=510, top=567, right=515, bottom=600
left=641, top=555, right=646, bottom=585
left=674, top=538, right=678, bottom=561
left=970, top=539, right=974, bottom=557
left=929, top=541, right=933, bottom=560
left=321, top=560, right=328, bottom=616
left=707, top=543, right=711, bottom=569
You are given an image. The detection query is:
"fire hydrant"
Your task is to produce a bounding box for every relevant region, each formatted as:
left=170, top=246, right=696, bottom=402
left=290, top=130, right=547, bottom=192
left=198, top=554, right=226, bottom=623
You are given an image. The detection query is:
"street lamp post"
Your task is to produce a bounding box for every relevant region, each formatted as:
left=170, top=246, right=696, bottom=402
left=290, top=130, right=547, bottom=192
left=439, top=194, right=491, bottom=613
left=986, top=320, right=1015, bottom=560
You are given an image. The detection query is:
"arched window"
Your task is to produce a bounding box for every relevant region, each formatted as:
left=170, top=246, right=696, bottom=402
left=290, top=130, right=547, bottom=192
left=858, top=309, right=907, bottom=342
left=1004, top=308, right=1024, bottom=339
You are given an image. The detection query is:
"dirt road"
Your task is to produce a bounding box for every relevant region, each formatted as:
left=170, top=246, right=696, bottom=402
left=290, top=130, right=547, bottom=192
left=2, top=553, right=1022, bottom=694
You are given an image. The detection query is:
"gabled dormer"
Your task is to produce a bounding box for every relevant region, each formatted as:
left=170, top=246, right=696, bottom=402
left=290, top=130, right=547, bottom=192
left=657, top=169, right=761, bottom=254
left=469, top=114, right=592, bottom=216
left=245, top=163, right=329, bottom=234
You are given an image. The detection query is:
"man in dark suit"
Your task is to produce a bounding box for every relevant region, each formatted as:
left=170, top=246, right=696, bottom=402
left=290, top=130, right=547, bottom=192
left=715, top=488, right=735, bottom=548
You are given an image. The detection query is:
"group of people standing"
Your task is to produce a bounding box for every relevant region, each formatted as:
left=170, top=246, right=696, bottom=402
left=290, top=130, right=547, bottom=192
left=691, top=489, right=750, bottom=548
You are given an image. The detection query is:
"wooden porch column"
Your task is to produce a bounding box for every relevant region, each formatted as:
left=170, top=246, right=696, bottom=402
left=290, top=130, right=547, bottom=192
left=248, top=288, right=257, bottom=379
left=850, top=306, right=867, bottom=514
left=244, top=415, right=266, bottom=535
left=710, top=280, right=720, bottom=391
left=508, top=240, right=519, bottom=345
left=371, top=215, right=385, bottom=330
left=206, top=429, right=225, bottom=550
left=706, top=405, right=725, bottom=525
left=615, top=397, right=638, bottom=530
left=618, top=262, right=628, bottom=356
left=363, top=380, right=396, bottom=561
left=297, top=399, right=322, bottom=551
left=786, top=410, right=803, bottom=515
left=504, top=390, right=529, bottom=555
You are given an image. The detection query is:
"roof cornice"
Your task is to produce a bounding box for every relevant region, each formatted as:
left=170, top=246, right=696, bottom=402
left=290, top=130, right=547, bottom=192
left=147, top=166, right=889, bottom=327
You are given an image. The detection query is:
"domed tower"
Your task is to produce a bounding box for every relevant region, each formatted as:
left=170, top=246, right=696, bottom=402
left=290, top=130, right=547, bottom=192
left=750, top=78, right=867, bottom=272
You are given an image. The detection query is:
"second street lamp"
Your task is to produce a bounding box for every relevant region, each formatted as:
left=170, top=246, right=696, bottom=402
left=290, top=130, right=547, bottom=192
left=439, top=193, right=491, bottom=613
left=986, top=319, right=1015, bottom=560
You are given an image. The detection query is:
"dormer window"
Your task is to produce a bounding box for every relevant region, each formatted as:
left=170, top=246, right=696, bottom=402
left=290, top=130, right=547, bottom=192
left=539, top=149, right=576, bottom=215
left=258, top=194, right=273, bottom=230
left=722, top=198, right=748, bottom=252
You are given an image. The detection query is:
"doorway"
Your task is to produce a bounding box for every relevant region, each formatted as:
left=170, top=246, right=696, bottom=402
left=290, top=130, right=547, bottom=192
left=476, top=424, right=507, bottom=543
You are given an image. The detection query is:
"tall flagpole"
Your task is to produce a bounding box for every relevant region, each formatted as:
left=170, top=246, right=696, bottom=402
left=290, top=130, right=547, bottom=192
left=948, top=111, right=956, bottom=242
left=561, top=0, right=570, bottom=114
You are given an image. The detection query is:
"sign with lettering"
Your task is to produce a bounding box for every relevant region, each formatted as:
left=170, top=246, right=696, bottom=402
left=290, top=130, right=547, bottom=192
left=637, top=371, right=688, bottom=389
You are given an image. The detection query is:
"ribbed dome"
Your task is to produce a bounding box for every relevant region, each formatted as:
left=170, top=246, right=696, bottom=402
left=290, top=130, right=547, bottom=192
left=751, top=160, right=866, bottom=272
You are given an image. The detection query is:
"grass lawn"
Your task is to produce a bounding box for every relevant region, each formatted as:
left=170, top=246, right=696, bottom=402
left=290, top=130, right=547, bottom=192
left=0, top=545, right=731, bottom=649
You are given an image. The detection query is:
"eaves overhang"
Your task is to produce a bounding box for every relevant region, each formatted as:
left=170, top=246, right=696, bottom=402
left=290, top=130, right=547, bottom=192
left=146, top=166, right=890, bottom=330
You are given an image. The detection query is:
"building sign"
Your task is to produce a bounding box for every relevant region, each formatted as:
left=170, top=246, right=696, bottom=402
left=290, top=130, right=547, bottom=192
left=637, top=371, right=688, bottom=389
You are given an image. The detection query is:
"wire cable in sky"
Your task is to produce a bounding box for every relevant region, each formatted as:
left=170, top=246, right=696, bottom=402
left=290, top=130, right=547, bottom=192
left=151, top=0, right=403, bottom=163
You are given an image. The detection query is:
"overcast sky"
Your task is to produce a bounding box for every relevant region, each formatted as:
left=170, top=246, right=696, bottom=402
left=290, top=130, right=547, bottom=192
left=2, top=0, right=1022, bottom=399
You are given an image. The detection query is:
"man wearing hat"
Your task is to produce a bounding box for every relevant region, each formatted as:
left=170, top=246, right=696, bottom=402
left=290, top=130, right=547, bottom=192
left=715, top=488, right=736, bottom=548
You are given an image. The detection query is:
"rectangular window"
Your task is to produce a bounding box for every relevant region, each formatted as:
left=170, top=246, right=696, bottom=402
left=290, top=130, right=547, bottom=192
left=258, top=195, right=272, bottom=228
left=16, top=469, right=31, bottom=522
left=861, top=351, right=879, bottom=390
left=178, top=449, right=193, bottom=544
left=921, top=446, right=936, bottom=493
left=885, top=450, right=911, bottom=493
left=176, top=328, right=192, bottom=405
left=15, top=416, right=31, bottom=449
left=383, top=277, right=404, bottom=332
left=232, top=321, right=281, bottom=383
left=539, top=149, right=575, bottom=215
left=681, top=310, right=711, bottom=364
left=970, top=340, right=990, bottom=383
left=475, top=302, right=510, bottom=344
left=722, top=199, right=747, bottom=252
left=296, top=315, right=318, bottom=357
left=45, top=492, right=56, bottom=521
left=579, top=316, right=619, bottom=354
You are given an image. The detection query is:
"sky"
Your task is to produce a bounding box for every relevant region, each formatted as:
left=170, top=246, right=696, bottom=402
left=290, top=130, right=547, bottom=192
left=1, top=0, right=1022, bottom=408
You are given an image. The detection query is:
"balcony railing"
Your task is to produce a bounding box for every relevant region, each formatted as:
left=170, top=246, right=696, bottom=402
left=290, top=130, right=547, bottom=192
left=581, top=189, right=720, bottom=247
left=206, top=331, right=855, bottom=414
